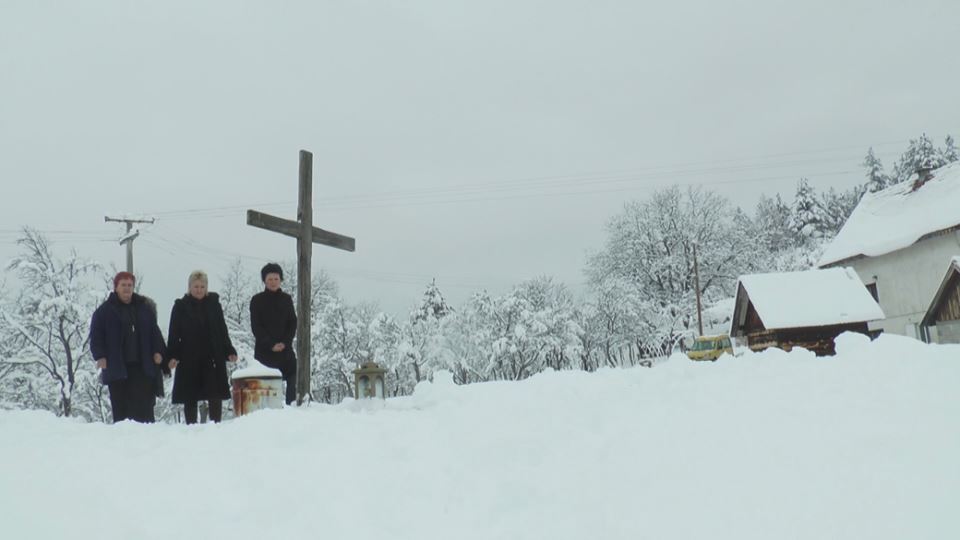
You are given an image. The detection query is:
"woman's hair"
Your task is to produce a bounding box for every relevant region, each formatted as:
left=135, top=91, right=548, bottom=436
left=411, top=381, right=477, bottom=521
left=261, top=262, right=283, bottom=282
left=188, top=270, right=208, bottom=291
left=113, top=271, right=136, bottom=288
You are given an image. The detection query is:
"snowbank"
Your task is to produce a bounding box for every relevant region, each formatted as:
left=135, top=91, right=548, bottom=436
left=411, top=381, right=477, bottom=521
left=2, top=334, right=958, bottom=540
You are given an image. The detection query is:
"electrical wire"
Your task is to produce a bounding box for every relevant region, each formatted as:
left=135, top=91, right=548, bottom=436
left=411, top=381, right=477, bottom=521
left=137, top=139, right=910, bottom=220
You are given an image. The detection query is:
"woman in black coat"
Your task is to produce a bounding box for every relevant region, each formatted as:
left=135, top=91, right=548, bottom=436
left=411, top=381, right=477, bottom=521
left=167, top=271, right=237, bottom=424
left=249, top=262, right=298, bottom=405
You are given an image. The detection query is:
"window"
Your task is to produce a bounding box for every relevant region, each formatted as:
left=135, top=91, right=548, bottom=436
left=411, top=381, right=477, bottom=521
left=866, top=282, right=879, bottom=303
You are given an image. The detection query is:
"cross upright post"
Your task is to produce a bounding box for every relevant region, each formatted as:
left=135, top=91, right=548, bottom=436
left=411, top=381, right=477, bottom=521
left=296, top=151, right=313, bottom=404
left=247, top=150, right=356, bottom=405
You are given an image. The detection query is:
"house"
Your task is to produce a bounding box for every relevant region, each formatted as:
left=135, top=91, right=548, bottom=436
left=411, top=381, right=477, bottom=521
left=818, top=162, right=960, bottom=339
left=730, top=267, right=885, bottom=356
left=920, top=257, right=960, bottom=343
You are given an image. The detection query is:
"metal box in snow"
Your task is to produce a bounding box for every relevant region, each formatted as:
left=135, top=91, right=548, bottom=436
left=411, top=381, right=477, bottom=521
left=231, top=361, right=284, bottom=416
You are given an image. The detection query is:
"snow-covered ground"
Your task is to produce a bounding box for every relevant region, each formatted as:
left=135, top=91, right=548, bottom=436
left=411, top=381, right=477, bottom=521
left=2, top=333, right=958, bottom=540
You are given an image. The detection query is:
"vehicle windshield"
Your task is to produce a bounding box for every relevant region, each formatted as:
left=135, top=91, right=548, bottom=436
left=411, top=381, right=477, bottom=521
left=691, top=339, right=721, bottom=351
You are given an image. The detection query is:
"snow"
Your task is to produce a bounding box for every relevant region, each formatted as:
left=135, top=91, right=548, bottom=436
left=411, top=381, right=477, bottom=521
left=703, top=297, right=735, bottom=332
left=735, top=267, right=884, bottom=330
left=819, top=162, right=960, bottom=267
left=231, top=359, right=282, bottom=379
left=3, top=334, right=959, bottom=539
left=118, top=228, right=139, bottom=244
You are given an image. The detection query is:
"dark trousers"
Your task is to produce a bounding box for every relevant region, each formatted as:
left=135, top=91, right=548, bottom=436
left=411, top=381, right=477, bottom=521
left=183, top=400, right=222, bottom=424
left=107, top=362, right=155, bottom=423
left=275, top=360, right=297, bottom=405
left=261, top=356, right=297, bottom=405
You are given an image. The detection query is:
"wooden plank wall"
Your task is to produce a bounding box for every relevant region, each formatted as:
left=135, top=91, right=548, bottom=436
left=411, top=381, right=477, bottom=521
left=935, top=273, right=960, bottom=323
left=746, top=323, right=870, bottom=356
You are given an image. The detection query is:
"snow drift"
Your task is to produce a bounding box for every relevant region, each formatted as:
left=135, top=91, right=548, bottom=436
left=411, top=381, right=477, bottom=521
left=1, top=333, right=958, bottom=540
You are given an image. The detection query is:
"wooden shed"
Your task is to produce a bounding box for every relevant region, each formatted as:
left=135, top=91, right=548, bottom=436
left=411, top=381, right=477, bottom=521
left=920, top=257, right=960, bottom=344
left=730, top=267, right=885, bottom=356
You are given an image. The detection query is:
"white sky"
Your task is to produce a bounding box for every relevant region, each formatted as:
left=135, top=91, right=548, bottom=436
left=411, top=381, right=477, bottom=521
left=2, top=1, right=959, bottom=320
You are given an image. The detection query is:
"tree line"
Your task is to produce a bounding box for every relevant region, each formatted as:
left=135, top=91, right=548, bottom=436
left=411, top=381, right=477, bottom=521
left=1, top=134, right=957, bottom=420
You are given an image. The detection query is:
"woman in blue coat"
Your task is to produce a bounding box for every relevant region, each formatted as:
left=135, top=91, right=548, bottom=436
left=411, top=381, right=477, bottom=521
left=167, top=271, right=237, bottom=424
left=89, top=271, right=166, bottom=423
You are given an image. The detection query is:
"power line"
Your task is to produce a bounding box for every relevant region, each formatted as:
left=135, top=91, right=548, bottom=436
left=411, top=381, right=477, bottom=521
left=144, top=224, right=511, bottom=290
left=142, top=164, right=864, bottom=222
left=138, top=140, right=900, bottom=220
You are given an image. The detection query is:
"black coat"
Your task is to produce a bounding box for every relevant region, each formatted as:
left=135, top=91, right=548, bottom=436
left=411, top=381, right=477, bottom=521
left=249, top=288, right=297, bottom=368
left=167, top=292, right=236, bottom=403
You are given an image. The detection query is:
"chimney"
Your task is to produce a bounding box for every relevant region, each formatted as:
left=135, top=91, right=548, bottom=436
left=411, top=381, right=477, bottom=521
left=912, top=160, right=935, bottom=190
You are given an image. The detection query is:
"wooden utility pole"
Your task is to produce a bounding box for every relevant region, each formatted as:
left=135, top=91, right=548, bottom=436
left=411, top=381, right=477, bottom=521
left=104, top=216, right=155, bottom=273
left=247, top=150, right=356, bottom=405
left=693, top=242, right=703, bottom=336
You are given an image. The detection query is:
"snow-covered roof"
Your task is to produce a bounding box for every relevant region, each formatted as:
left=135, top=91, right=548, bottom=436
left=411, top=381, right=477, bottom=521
left=733, top=267, right=884, bottom=332
left=819, top=162, right=960, bottom=267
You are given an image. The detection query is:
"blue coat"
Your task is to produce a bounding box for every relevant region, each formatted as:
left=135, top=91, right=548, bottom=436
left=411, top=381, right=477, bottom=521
left=89, top=292, right=166, bottom=385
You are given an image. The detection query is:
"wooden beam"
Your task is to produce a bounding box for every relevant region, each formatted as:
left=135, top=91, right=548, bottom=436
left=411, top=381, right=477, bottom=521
left=246, top=210, right=356, bottom=252
left=296, top=150, right=313, bottom=405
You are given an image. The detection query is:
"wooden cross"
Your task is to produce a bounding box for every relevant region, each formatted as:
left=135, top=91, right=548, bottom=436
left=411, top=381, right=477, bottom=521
left=247, top=150, right=356, bottom=405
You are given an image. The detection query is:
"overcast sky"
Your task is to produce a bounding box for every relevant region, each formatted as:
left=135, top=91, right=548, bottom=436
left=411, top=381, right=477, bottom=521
left=2, top=0, right=958, bottom=321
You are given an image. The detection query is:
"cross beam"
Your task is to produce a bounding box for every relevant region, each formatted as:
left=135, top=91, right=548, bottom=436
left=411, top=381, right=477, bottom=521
left=247, top=211, right=355, bottom=252
left=247, top=150, right=356, bottom=405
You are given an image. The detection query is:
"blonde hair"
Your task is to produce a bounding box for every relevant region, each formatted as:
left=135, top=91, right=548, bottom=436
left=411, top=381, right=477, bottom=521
left=188, top=270, right=208, bottom=291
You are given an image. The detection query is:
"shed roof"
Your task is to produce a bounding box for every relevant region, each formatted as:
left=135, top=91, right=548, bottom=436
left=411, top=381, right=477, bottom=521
left=731, top=267, right=885, bottom=335
left=818, top=162, right=960, bottom=267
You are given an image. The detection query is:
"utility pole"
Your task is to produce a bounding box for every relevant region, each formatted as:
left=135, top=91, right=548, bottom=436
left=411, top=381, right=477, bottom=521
left=104, top=216, right=155, bottom=274
left=693, top=242, right=704, bottom=336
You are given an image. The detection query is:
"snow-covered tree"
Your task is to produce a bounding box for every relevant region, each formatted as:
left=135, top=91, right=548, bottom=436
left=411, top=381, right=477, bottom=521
left=753, top=194, right=795, bottom=251
left=509, top=276, right=581, bottom=372
left=399, top=280, right=453, bottom=386
left=439, top=290, right=497, bottom=385
left=569, top=303, right=602, bottom=372
left=765, top=238, right=829, bottom=272
left=819, top=186, right=861, bottom=237
left=311, top=299, right=378, bottom=403
left=892, top=133, right=944, bottom=184
left=789, top=178, right=827, bottom=241
left=219, top=258, right=257, bottom=328
left=587, top=186, right=755, bottom=354
left=411, top=279, right=453, bottom=323
left=584, top=278, right=654, bottom=366
left=942, top=135, right=959, bottom=164
left=367, top=311, right=405, bottom=395
left=0, top=228, right=104, bottom=419
left=863, top=147, right=889, bottom=193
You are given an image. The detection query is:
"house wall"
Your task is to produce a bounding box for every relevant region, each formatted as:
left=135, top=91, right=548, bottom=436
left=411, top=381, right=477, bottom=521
left=844, top=231, right=960, bottom=337
left=935, top=320, right=960, bottom=344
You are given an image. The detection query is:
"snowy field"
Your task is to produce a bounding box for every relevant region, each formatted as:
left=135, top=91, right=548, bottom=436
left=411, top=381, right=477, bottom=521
left=2, top=332, right=958, bottom=540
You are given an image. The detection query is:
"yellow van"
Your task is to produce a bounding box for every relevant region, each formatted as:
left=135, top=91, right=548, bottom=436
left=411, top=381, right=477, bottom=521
left=686, top=334, right=734, bottom=361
